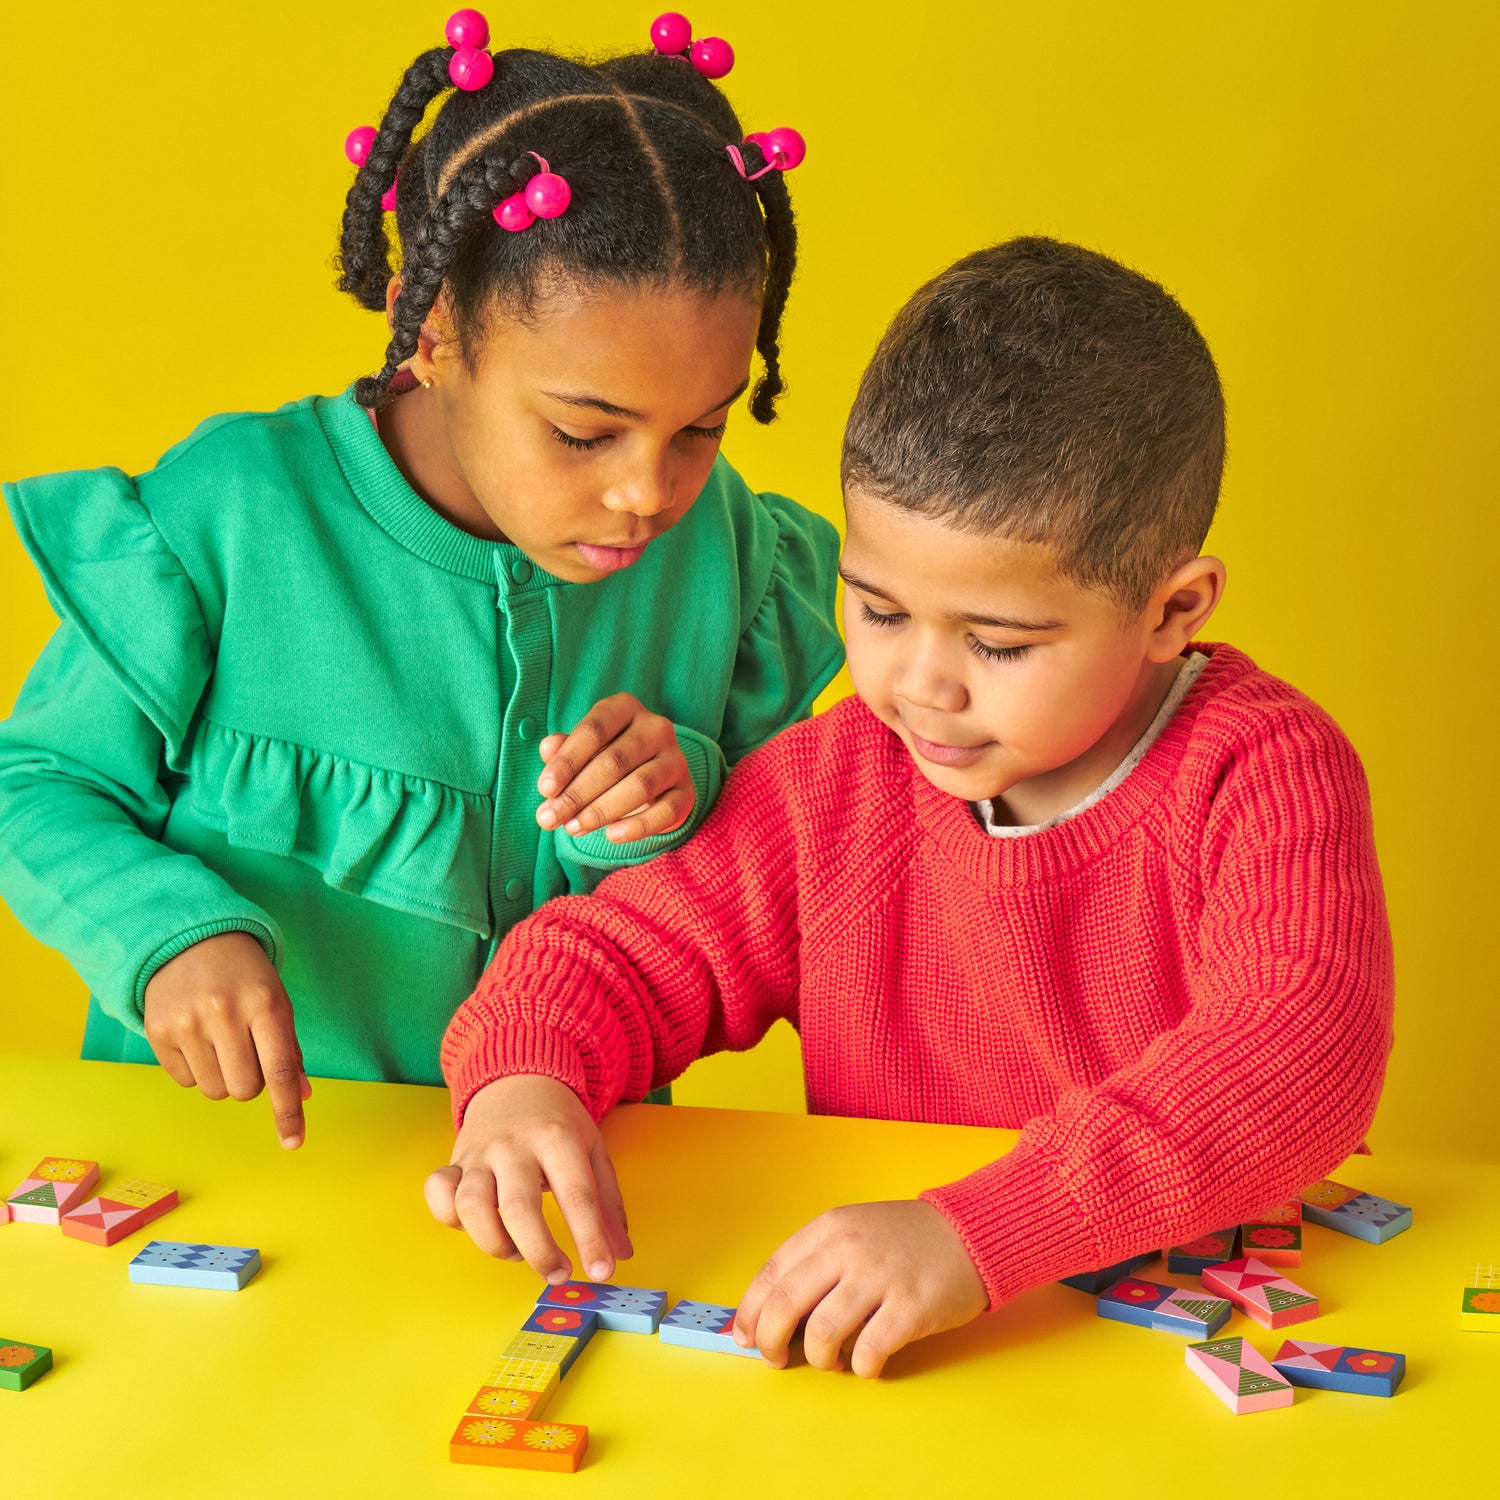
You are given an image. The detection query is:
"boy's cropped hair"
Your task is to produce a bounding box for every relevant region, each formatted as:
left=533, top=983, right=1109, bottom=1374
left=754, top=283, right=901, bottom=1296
left=842, top=237, right=1226, bottom=611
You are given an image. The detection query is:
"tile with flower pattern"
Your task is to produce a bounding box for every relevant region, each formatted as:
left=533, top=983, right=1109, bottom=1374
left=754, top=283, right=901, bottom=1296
left=1167, top=1227, right=1240, bottom=1276
left=0, top=1339, right=52, bottom=1391
left=535, top=1279, right=668, bottom=1333
left=1239, top=1202, right=1303, bottom=1266
left=658, top=1298, right=759, bottom=1357
left=1096, top=1276, right=1232, bottom=1337
left=449, top=1413, right=588, bottom=1472
left=1300, top=1178, right=1412, bottom=1244
left=465, top=1384, right=553, bottom=1421
left=127, top=1240, right=260, bottom=1291
left=1271, top=1338, right=1405, bottom=1395
left=520, top=1304, right=598, bottom=1372
left=1460, top=1265, right=1500, bottom=1333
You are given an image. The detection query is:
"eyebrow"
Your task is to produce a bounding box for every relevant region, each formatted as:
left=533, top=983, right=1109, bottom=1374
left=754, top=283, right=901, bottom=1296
left=837, top=568, right=1066, bottom=632
left=540, top=377, right=751, bottom=425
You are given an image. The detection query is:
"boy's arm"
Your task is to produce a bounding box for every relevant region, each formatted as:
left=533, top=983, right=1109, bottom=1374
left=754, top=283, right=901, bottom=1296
left=441, top=724, right=809, bottom=1127
left=918, top=713, right=1394, bottom=1310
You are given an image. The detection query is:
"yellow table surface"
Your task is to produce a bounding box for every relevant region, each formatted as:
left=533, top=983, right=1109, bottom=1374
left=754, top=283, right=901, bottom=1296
left=1, top=1055, right=1494, bottom=1495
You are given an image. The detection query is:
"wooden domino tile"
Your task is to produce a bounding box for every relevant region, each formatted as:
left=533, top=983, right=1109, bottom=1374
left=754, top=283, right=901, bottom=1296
left=1057, top=1251, right=1159, bottom=1295
left=449, top=1413, right=588, bottom=1472
left=464, top=1384, right=554, bottom=1421
left=1239, top=1202, right=1303, bottom=1267
left=1460, top=1264, right=1500, bottom=1333
left=518, top=1306, right=598, bottom=1373
left=1272, top=1338, right=1406, bottom=1396
left=658, top=1299, right=760, bottom=1357
left=127, top=1241, right=260, bottom=1291
left=481, top=1356, right=563, bottom=1402
left=0, top=1340, right=53, bottom=1392
left=1095, top=1277, right=1233, bottom=1338
left=62, top=1179, right=179, bottom=1247
left=501, top=1329, right=587, bottom=1378
left=1300, top=1179, right=1412, bottom=1244
left=1185, top=1336, right=1294, bottom=1414
left=6, top=1157, right=100, bottom=1225
left=1201, top=1257, right=1320, bottom=1330
left=1166, top=1227, right=1240, bottom=1276
left=535, top=1280, right=668, bottom=1334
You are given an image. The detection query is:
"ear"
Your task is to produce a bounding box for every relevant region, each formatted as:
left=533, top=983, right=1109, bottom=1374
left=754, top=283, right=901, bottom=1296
left=1144, top=554, right=1226, bottom=662
left=384, top=277, right=459, bottom=389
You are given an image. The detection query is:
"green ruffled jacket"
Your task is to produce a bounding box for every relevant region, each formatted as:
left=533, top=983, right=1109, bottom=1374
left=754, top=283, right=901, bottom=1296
left=0, top=388, right=843, bottom=1084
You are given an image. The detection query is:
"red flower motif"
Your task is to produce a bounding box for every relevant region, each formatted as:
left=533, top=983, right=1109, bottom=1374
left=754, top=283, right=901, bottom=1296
left=536, top=1309, right=585, bottom=1332
left=1344, top=1351, right=1396, bottom=1374
left=1246, top=1227, right=1296, bottom=1248
left=544, top=1284, right=597, bottom=1305
left=1106, top=1280, right=1159, bottom=1303
left=1180, top=1235, right=1230, bottom=1258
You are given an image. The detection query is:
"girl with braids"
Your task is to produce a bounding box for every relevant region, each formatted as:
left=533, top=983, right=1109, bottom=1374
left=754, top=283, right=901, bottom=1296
left=0, top=12, right=841, bottom=1149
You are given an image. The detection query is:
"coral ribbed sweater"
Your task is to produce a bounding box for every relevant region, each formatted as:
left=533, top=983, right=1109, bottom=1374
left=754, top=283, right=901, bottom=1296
left=442, top=644, right=1394, bottom=1308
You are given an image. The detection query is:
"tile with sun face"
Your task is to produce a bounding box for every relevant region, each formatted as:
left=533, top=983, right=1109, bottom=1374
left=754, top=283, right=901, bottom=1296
left=1300, top=1179, right=1412, bottom=1244
left=0, top=1340, right=52, bottom=1391
left=449, top=1413, right=588, bottom=1472
left=1239, top=1202, right=1303, bottom=1267
left=6, top=1157, right=100, bottom=1225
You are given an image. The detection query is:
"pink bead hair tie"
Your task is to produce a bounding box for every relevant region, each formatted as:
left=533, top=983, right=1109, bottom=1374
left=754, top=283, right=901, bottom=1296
left=493, top=153, right=572, bottom=231
left=727, top=128, right=807, bottom=180
left=445, top=8, right=494, bottom=90
left=650, top=11, right=734, bottom=80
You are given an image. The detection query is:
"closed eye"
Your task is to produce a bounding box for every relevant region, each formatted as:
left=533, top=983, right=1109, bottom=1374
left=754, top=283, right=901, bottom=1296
left=970, top=641, right=1031, bottom=663
left=859, top=601, right=905, bottom=628
left=550, top=426, right=610, bottom=451
left=682, top=420, right=728, bottom=441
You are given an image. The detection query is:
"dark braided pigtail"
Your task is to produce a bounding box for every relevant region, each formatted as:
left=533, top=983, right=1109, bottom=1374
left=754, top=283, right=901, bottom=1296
left=353, top=151, right=538, bottom=407
left=335, top=48, right=457, bottom=311
left=739, top=142, right=798, bottom=423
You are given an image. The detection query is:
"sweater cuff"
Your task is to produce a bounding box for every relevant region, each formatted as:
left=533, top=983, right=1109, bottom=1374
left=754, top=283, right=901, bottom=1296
left=132, top=918, right=282, bottom=1021
left=446, top=1023, right=598, bottom=1131
left=919, top=1142, right=1103, bottom=1309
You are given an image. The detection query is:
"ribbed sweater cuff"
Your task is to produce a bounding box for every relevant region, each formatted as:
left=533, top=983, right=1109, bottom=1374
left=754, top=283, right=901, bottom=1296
left=920, top=1145, right=1100, bottom=1309
left=446, top=1024, right=596, bottom=1131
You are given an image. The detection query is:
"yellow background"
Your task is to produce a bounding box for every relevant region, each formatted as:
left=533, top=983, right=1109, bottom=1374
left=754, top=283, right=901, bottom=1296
left=1, top=4, right=1495, bottom=1158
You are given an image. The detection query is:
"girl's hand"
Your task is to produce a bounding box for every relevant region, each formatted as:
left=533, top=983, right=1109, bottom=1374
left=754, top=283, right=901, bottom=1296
left=732, top=1200, right=989, bottom=1378
left=534, top=693, right=693, bottom=843
left=424, top=1074, right=633, bottom=1283
left=142, top=931, right=313, bottom=1150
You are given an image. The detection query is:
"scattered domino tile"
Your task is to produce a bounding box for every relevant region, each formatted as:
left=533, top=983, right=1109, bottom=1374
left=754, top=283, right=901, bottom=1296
left=1300, top=1179, right=1412, bottom=1244
left=450, top=1413, right=588, bottom=1472
left=1202, top=1257, right=1320, bottom=1330
left=465, top=1384, right=554, bottom=1422
left=1167, top=1227, right=1240, bottom=1276
left=502, top=1330, right=588, bottom=1378
left=6, top=1157, right=100, bottom=1225
left=127, top=1241, right=260, bottom=1291
left=520, top=1305, right=599, bottom=1372
left=536, top=1280, right=668, bottom=1334
left=1272, top=1338, right=1406, bottom=1396
left=0, top=1340, right=52, bottom=1392
left=1185, top=1336, right=1294, bottom=1414
left=658, top=1299, right=759, bottom=1358
left=1058, top=1251, right=1158, bottom=1295
left=482, top=1356, right=563, bottom=1401
left=1460, top=1264, right=1500, bottom=1333
left=1239, top=1202, right=1303, bottom=1267
left=1096, top=1277, right=1233, bottom=1338
left=62, top=1178, right=179, bottom=1247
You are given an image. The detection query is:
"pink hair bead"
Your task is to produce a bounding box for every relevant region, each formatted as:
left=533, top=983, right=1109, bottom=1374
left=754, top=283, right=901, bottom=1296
left=689, top=36, right=734, bottom=79
left=494, top=192, right=535, bottom=232
left=344, top=126, right=377, bottom=167
left=525, top=167, right=571, bottom=219
left=761, top=126, right=806, bottom=170
left=445, top=8, right=489, bottom=49
left=381, top=175, right=399, bottom=213
left=448, top=46, right=494, bottom=91
left=650, top=11, right=692, bottom=54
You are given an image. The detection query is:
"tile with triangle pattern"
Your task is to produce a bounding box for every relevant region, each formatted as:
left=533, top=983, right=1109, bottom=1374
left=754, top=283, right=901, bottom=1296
left=1096, top=1276, right=1233, bottom=1337
left=1185, top=1335, right=1294, bottom=1414
left=62, top=1179, right=179, bottom=1247
left=1202, top=1256, right=1320, bottom=1330
left=1300, top=1179, right=1412, bottom=1244
left=6, top=1157, right=100, bottom=1225
left=1271, top=1337, right=1405, bottom=1396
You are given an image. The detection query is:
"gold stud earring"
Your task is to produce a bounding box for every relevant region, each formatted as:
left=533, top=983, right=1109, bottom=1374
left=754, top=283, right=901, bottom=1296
left=421, top=377, right=433, bottom=390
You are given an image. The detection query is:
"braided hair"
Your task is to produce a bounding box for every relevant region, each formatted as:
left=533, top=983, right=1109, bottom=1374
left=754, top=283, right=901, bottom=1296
left=335, top=43, right=797, bottom=421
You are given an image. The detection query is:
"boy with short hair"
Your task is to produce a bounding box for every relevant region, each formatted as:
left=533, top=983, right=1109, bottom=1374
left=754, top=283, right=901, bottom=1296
left=426, top=237, right=1394, bottom=1378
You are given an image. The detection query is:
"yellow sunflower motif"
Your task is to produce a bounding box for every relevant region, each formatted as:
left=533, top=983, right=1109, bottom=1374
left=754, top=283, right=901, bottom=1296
left=1250, top=1203, right=1299, bottom=1224
left=37, top=1158, right=90, bottom=1181
left=462, top=1419, right=514, bottom=1446
left=523, top=1425, right=578, bottom=1452
left=475, top=1390, right=534, bottom=1417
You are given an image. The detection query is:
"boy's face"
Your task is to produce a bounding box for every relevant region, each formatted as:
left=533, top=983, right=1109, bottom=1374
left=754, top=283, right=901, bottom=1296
left=840, top=490, right=1212, bottom=806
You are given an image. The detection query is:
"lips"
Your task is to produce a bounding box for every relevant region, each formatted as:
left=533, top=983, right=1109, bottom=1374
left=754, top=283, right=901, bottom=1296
left=574, top=539, right=650, bottom=573
left=906, top=729, right=993, bottom=769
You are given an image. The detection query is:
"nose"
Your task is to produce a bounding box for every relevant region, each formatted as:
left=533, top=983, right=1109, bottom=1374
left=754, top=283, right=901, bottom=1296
left=602, top=453, right=675, bottom=519
left=891, top=632, right=968, bottom=716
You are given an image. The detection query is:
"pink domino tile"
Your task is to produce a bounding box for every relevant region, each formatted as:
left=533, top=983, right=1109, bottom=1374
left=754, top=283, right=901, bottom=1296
left=1185, top=1335, right=1295, bottom=1414
left=1201, top=1256, right=1320, bottom=1330
left=6, top=1158, right=100, bottom=1225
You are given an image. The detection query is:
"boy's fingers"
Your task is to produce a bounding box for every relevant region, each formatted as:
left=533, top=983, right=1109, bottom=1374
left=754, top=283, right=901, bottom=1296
left=541, top=1142, right=619, bottom=1283
left=561, top=754, right=684, bottom=837
left=493, top=1158, right=573, bottom=1282
left=453, top=1162, right=523, bottom=1260
left=751, top=1261, right=841, bottom=1368
left=538, top=733, right=566, bottom=765
left=587, top=1142, right=635, bottom=1263
left=535, top=698, right=635, bottom=799
left=802, top=1287, right=879, bottom=1372
left=217, top=1030, right=268, bottom=1103
left=250, top=1011, right=309, bottom=1149
left=153, top=1044, right=197, bottom=1090
left=180, top=1038, right=229, bottom=1101
left=849, top=1301, right=920, bottom=1379
left=424, top=1164, right=464, bottom=1227
left=602, top=786, right=694, bottom=843
left=536, top=735, right=643, bottom=831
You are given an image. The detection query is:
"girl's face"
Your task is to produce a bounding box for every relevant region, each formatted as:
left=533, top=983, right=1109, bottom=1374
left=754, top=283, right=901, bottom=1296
left=397, top=280, right=762, bottom=583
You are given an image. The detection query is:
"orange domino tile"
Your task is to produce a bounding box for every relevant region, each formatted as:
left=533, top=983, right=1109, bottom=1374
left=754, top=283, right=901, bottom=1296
left=449, top=1413, right=588, bottom=1472
left=61, top=1180, right=179, bottom=1247
left=465, top=1385, right=554, bottom=1421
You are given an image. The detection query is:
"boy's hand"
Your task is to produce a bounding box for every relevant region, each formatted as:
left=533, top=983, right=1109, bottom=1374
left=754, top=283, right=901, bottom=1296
left=732, top=1200, right=989, bottom=1378
left=534, top=693, right=693, bottom=843
left=424, top=1074, right=633, bottom=1284
left=142, top=931, right=312, bottom=1150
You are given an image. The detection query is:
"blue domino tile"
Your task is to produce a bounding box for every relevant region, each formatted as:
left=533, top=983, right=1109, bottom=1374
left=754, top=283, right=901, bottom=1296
left=1096, top=1277, right=1232, bottom=1338
left=658, top=1299, right=760, bottom=1358
left=1302, top=1195, right=1412, bottom=1245
left=535, top=1280, right=667, bottom=1334
left=1059, top=1251, right=1158, bottom=1294
left=1166, top=1228, right=1241, bottom=1276
left=128, top=1241, right=260, bottom=1291
left=1271, top=1339, right=1406, bottom=1397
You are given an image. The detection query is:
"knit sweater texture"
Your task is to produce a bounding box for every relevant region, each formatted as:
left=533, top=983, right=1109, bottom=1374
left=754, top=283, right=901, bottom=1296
left=442, top=643, right=1395, bottom=1306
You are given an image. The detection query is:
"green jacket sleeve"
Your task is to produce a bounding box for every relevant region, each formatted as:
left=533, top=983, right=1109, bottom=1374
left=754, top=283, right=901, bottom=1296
left=0, top=471, right=281, bottom=1033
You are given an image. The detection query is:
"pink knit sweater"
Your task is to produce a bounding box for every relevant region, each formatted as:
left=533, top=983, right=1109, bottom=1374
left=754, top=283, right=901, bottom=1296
left=442, top=643, right=1394, bottom=1307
